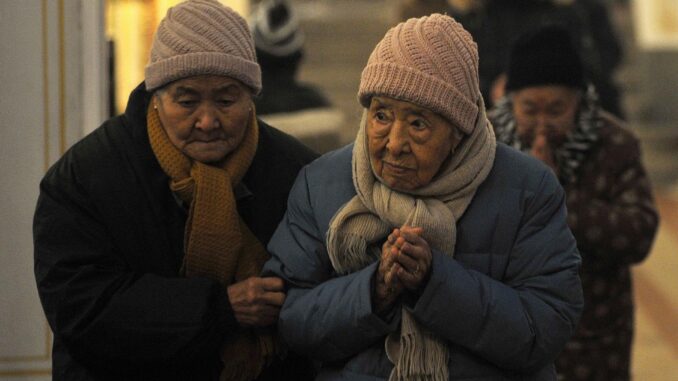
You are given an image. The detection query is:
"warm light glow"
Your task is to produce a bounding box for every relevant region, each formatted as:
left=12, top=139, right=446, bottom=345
left=106, top=0, right=250, bottom=114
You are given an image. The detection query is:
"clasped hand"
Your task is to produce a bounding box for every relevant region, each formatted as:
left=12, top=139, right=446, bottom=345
left=373, top=225, right=432, bottom=313
left=530, top=133, right=559, bottom=175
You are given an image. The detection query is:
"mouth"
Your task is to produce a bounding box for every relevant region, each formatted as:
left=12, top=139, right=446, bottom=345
left=383, top=161, right=414, bottom=173
left=189, top=137, right=225, bottom=144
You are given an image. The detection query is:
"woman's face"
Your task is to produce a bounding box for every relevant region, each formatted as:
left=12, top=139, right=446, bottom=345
left=511, top=85, right=580, bottom=148
left=153, top=75, right=253, bottom=163
left=367, top=96, right=463, bottom=191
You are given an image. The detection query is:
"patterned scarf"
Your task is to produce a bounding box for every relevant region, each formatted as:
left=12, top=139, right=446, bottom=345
left=147, top=105, right=277, bottom=381
left=327, top=100, right=497, bottom=381
left=491, top=86, right=602, bottom=184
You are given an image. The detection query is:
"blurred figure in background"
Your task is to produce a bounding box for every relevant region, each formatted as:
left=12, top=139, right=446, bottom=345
left=399, top=0, right=625, bottom=116
left=250, top=0, right=344, bottom=152
left=490, top=26, right=659, bottom=381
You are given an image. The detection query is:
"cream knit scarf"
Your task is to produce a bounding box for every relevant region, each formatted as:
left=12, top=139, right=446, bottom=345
left=327, top=101, right=496, bottom=381
left=147, top=105, right=276, bottom=381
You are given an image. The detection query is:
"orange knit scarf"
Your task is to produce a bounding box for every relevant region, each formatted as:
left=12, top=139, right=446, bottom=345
left=147, top=105, right=276, bottom=381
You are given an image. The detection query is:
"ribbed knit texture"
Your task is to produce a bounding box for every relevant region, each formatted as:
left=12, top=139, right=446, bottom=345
left=147, top=105, right=276, bottom=381
left=358, top=14, right=480, bottom=135
left=327, top=98, right=497, bottom=381
left=145, top=0, right=261, bottom=93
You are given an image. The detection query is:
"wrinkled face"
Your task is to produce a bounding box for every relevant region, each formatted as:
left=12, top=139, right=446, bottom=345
left=367, top=96, right=463, bottom=191
left=153, top=75, right=253, bottom=163
left=511, top=85, right=580, bottom=148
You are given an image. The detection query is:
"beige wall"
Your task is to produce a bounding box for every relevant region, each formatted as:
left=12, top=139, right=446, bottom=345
left=0, top=0, right=106, bottom=378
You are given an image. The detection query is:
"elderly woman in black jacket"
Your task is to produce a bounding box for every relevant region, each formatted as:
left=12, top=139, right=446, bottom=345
left=32, top=1, right=316, bottom=380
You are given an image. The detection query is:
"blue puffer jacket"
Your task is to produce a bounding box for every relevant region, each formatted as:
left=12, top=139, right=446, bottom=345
left=264, top=143, right=583, bottom=380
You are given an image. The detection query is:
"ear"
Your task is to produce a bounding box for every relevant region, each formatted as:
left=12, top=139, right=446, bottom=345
left=152, top=94, right=160, bottom=110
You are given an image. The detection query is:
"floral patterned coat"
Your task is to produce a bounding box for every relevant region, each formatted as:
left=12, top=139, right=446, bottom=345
left=554, top=112, right=659, bottom=380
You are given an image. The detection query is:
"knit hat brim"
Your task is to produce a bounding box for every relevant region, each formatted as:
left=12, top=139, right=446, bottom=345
left=145, top=52, right=262, bottom=93
left=359, top=62, right=479, bottom=135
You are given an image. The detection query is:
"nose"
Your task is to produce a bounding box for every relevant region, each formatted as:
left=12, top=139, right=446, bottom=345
left=194, top=105, right=220, bottom=131
left=534, top=114, right=551, bottom=134
left=385, top=120, right=410, bottom=156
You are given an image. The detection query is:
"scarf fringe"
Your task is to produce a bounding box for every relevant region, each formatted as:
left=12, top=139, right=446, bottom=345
left=327, top=230, right=380, bottom=274
left=389, top=311, right=448, bottom=381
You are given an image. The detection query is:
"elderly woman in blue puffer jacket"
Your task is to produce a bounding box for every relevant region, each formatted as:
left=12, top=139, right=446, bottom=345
left=264, top=14, right=583, bottom=381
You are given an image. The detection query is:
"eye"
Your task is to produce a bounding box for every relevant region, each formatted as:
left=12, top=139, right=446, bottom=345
left=177, top=99, right=198, bottom=108
left=521, top=107, right=537, bottom=116
left=547, top=107, right=565, bottom=117
left=410, top=119, right=428, bottom=130
left=374, top=110, right=390, bottom=123
left=217, top=99, right=236, bottom=107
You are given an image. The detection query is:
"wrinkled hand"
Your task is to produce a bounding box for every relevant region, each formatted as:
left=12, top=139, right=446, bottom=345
left=530, top=134, right=558, bottom=175
left=392, top=226, right=432, bottom=291
left=227, top=277, right=286, bottom=327
left=373, top=230, right=404, bottom=314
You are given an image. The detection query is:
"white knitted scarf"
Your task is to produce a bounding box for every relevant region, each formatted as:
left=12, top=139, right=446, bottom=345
left=326, top=100, right=497, bottom=381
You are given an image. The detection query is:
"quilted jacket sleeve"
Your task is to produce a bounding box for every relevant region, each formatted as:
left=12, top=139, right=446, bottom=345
left=263, top=167, right=400, bottom=363
left=409, top=169, right=583, bottom=372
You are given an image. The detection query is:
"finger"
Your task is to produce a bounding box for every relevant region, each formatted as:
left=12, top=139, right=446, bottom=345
left=259, top=276, right=285, bottom=291
left=399, top=229, right=427, bottom=246
left=387, top=229, right=400, bottom=245
left=390, top=243, right=400, bottom=258
left=393, top=250, right=418, bottom=273
left=396, top=266, right=421, bottom=290
left=397, top=241, right=429, bottom=265
left=384, top=264, right=396, bottom=286
left=400, top=225, right=423, bottom=237
left=385, top=263, right=402, bottom=287
left=259, top=290, right=286, bottom=307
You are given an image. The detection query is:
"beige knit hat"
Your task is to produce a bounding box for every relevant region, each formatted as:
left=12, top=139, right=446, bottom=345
left=358, top=14, right=480, bottom=134
left=145, top=0, right=261, bottom=93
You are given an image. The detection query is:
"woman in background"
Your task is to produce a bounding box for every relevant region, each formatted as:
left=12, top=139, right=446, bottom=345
left=490, top=26, right=659, bottom=381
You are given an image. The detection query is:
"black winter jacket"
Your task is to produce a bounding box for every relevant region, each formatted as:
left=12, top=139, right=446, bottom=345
left=33, top=83, right=318, bottom=380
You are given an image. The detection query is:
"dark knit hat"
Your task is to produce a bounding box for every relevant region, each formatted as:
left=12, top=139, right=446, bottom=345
left=505, top=25, right=585, bottom=92
left=358, top=14, right=481, bottom=135
left=250, top=0, right=304, bottom=57
left=145, top=0, right=261, bottom=93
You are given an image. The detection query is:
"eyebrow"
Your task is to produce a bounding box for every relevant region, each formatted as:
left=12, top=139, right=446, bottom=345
left=172, top=86, right=199, bottom=98
left=213, top=84, right=242, bottom=96
left=372, top=98, right=428, bottom=117
left=171, top=84, right=242, bottom=99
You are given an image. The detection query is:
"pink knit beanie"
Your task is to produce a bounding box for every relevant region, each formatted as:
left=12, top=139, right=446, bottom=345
left=358, top=14, right=480, bottom=134
left=145, top=0, right=261, bottom=93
